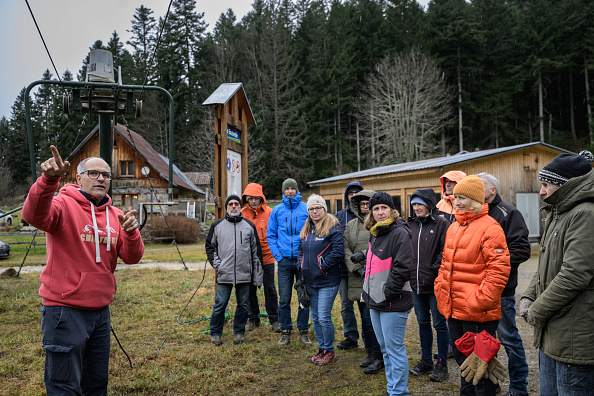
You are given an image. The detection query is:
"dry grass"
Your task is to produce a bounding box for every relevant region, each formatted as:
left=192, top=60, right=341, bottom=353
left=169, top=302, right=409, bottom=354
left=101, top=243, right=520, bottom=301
left=1, top=267, right=463, bottom=395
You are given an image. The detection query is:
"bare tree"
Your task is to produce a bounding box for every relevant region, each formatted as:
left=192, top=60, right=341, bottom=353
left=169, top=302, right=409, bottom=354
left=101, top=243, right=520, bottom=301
left=357, top=49, right=454, bottom=165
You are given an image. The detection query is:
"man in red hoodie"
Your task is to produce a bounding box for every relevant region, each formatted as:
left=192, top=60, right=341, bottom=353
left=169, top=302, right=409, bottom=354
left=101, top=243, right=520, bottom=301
left=22, top=145, right=144, bottom=395
left=241, top=183, right=280, bottom=332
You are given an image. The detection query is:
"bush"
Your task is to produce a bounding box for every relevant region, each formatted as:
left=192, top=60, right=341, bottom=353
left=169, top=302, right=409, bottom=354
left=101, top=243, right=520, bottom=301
left=142, top=215, right=203, bottom=244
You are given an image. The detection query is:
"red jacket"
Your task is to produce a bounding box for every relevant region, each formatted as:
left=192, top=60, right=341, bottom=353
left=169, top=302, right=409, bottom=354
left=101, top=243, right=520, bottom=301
left=22, top=175, right=144, bottom=309
left=434, top=204, right=510, bottom=322
left=241, top=183, right=274, bottom=265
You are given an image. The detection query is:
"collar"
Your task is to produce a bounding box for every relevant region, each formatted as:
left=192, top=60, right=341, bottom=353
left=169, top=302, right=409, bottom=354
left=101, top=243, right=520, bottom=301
left=79, top=190, right=109, bottom=206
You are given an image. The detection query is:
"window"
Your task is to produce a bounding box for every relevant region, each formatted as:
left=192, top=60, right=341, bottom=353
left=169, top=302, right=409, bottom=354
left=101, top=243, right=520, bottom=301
left=121, top=161, right=134, bottom=177
left=335, top=199, right=343, bottom=212
left=122, top=194, right=138, bottom=210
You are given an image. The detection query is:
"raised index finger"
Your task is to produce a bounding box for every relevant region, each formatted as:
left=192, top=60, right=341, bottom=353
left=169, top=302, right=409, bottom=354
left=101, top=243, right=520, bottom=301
left=50, top=145, right=64, bottom=168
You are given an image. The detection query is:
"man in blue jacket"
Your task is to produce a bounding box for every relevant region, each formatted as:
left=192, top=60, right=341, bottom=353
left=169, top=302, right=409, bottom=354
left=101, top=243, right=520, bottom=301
left=267, top=178, right=311, bottom=345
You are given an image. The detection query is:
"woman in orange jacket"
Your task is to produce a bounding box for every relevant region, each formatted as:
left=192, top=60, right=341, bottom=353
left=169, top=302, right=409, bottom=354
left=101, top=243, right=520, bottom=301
left=434, top=175, right=510, bottom=396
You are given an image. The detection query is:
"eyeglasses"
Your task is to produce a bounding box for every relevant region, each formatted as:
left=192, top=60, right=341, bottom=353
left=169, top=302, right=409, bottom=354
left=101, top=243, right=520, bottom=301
left=228, top=202, right=241, bottom=207
left=359, top=202, right=370, bottom=207
left=80, top=170, right=113, bottom=180
left=308, top=206, right=324, bottom=212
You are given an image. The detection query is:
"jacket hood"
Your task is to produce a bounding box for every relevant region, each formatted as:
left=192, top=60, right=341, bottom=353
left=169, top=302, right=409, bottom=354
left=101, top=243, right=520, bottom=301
left=544, top=169, right=594, bottom=214
left=60, top=183, right=113, bottom=207
left=350, top=190, right=375, bottom=220
left=440, top=171, right=467, bottom=196
left=242, top=183, right=267, bottom=208
left=343, top=181, right=364, bottom=210
left=408, top=188, right=438, bottom=220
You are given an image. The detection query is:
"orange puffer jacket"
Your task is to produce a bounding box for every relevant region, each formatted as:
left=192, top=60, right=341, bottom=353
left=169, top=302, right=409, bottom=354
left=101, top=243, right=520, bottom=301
left=434, top=204, right=510, bottom=322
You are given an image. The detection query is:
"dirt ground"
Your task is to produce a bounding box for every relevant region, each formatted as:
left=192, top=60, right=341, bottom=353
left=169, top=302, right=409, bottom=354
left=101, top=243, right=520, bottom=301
left=14, top=257, right=541, bottom=395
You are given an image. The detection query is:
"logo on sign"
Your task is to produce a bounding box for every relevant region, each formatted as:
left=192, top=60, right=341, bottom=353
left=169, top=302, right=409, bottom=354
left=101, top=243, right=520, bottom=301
left=227, top=126, right=241, bottom=143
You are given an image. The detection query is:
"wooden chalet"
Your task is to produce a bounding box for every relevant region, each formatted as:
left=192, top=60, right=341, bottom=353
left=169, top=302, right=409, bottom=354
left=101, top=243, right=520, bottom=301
left=62, top=123, right=205, bottom=216
left=308, top=142, right=572, bottom=238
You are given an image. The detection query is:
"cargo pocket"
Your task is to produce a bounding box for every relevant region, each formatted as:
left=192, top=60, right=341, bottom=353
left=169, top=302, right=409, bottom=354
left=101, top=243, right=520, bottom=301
left=43, top=344, right=72, bottom=382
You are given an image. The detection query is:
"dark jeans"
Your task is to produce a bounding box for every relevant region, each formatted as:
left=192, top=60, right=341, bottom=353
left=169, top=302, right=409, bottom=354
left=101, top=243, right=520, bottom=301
left=277, top=258, right=309, bottom=330
left=448, top=318, right=499, bottom=396
left=248, top=263, right=279, bottom=324
left=339, top=276, right=359, bottom=340
left=358, top=300, right=381, bottom=355
left=210, top=283, right=250, bottom=336
left=539, top=349, right=594, bottom=395
left=497, top=295, right=529, bottom=395
left=413, top=292, right=449, bottom=362
left=41, top=305, right=111, bottom=396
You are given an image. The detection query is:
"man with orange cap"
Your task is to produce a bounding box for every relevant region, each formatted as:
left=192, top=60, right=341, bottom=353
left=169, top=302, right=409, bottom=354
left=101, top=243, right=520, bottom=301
left=241, top=183, right=280, bottom=332
left=436, top=170, right=467, bottom=223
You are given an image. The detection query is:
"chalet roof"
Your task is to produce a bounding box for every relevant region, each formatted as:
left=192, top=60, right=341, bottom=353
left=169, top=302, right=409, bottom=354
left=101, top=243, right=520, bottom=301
left=184, top=172, right=211, bottom=185
left=67, top=123, right=205, bottom=195
left=202, top=83, right=256, bottom=125
left=308, top=142, right=569, bottom=186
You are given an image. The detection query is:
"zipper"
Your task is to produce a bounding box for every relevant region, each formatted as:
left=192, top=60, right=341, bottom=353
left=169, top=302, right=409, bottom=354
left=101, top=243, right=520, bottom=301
left=290, top=206, right=294, bottom=259
left=234, top=222, right=237, bottom=283
left=416, top=222, right=422, bottom=294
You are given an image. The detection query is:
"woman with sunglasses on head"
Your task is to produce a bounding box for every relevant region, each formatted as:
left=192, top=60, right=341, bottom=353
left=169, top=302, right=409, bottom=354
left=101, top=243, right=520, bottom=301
left=298, top=194, right=344, bottom=366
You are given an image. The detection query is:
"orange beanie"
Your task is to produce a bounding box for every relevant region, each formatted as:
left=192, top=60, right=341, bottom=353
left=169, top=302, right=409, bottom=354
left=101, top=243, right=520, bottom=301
left=453, top=175, right=485, bottom=204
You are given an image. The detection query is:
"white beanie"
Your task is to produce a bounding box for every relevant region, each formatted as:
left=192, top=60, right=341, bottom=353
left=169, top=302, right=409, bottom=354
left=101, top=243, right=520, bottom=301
left=307, top=194, right=327, bottom=212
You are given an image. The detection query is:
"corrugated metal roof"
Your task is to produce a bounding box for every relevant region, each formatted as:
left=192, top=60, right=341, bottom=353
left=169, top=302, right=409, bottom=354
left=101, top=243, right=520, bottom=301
left=184, top=172, right=211, bottom=185
left=308, top=142, right=569, bottom=185
left=202, top=83, right=256, bottom=125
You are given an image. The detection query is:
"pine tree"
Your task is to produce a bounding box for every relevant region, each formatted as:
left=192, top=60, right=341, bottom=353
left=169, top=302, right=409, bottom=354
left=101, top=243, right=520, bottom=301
left=127, top=5, right=157, bottom=84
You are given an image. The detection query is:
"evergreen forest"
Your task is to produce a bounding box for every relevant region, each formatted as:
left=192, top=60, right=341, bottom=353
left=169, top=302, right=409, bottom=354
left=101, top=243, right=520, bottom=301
left=2, top=0, right=594, bottom=198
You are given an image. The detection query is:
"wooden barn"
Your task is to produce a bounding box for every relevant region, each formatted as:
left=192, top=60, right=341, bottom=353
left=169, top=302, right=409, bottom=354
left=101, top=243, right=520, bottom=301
left=61, top=123, right=205, bottom=217
left=308, top=142, right=570, bottom=238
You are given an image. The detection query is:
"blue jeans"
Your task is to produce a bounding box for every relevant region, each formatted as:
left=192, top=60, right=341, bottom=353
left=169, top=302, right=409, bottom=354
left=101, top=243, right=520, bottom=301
left=248, top=263, right=279, bottom=324
left=358, top=300, right=381, bottom=355
left=339, top=276, right=359, bottom=340
left=277, top=258, right=309, bottom=330
left=210, top=283, right=250, bottom=336
left=412, top=292, right=449, bottom=362
left=539, top=350, right=594, bottom=396
left=309, top=284, right=340, bottom=352
left=41, top=305, right=111, bottom=396
left=371, top=309, right=410, bottom=396
left=497, top=295, right=529, bottom=395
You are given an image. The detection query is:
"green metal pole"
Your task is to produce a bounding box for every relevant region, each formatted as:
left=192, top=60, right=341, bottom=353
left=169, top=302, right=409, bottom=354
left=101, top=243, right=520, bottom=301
left=99, top=114, right=113, bottom=197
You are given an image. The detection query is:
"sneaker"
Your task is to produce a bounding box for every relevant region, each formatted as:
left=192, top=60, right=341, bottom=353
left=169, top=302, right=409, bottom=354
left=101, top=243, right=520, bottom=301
left=364, top=358, right=385, bottom=374
left=234, top=333, right=245, bottom=344
left=271, top=321, right=281, bottom=333
left=309, top=348, right=323, bottom=364
left=246, top=322, right=256, bottom=332
left=336, top=337, right=358, bottom=350
left=315, top=350, right=336, bottom=366
left=360, top=351, right=375, bottom=368
left=278, top=329, right=291, bottom=346
left=210, top=335, right=222, bottom=346
left=503, top=392, right=528, bottom=396
left=409, top=358, right=434, bottom=376
left=429, top=359, right=449, bottom=382
left=299, top=329, right=312, bottom=345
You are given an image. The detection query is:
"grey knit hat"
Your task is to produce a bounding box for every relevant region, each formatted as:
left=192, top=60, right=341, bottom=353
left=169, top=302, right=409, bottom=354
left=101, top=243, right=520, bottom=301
left=306, top=194, right=327, bottom=212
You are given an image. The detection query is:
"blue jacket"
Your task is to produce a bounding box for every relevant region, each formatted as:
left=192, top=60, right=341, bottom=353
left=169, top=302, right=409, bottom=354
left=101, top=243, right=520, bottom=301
left=335, top=181, right=364, bottom=229
left=267, top=192, right=309, bottom=261
left=298, top=219, right=344, bottom=288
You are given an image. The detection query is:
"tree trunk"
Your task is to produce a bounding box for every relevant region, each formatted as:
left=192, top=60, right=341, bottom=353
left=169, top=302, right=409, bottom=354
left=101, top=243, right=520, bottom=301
left=539, top=71, right=544, bottom=142
left=585, top=57, right=593, bottom=145
left=569, top=68, right=576, bottom=140
left=457, top=46, right=463, bottom=152
left=356, top=121, right=360, bottom=172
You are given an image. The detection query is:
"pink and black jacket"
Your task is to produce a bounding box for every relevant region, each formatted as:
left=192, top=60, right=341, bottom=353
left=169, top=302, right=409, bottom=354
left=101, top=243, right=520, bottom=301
left=298, top=219, right=344, bottom=288
left=362, top=219, right=414, bottom=312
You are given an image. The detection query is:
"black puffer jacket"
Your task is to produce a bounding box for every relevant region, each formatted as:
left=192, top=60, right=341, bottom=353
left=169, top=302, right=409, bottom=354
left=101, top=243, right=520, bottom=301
left=406, top=188, right=450, bottom=295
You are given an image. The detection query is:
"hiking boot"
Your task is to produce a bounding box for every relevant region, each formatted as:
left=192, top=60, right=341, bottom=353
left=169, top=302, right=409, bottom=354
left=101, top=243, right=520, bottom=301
left=503, top=392, right=528, bottom=396
left=315, top=350, right=336, bottom=366
left=360, top=351, right=375, bottom=368
left=429, top=359, right=449, bottom=382
left=299, top=329, right=312, bottom=345
left=271, top=321, right=281, bottom=333
left=278, top=329, right=291, bottom=345
left=246, top=322, right=256, bottom=332
left=409, top=358, right=434, bottom=376
left=309, top=348, right=323, bottom=364
left=337, top=337, right=358, bottom=350
left=234, top=333, right=245, bottom=345
left=364, top=358, right=385, bottom=374
left=210, top=335, right=222, bottom=346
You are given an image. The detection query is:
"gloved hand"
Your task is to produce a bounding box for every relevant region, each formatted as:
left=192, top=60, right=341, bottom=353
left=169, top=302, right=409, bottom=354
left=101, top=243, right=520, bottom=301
left=454, top=331, right=476, bottom=357
left=525, top=309, right=545, bottom=328
left=485, top=357, right=507, bottom=385
left=460, top=353, right=481, bottom=384
left=519, top=297, right=533, bottom=322
left=350, top=251, right=366, bottom=264
left=356, top=268, right=365, bottom=281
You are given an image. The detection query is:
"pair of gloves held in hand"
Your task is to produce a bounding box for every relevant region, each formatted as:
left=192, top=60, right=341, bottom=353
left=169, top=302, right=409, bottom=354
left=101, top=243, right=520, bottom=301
left=456, top=330, right=507, bottom=386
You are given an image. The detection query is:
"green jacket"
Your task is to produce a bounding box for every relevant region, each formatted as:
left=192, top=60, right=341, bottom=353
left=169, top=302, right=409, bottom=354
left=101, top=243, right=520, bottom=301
left=343, top=190, right=375, bottom=301
left=523, top=169, right=594, bottom=365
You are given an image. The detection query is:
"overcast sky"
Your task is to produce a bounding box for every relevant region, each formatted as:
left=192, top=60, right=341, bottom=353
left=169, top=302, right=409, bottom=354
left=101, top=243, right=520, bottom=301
left=0, top=0, right=429, bottom=121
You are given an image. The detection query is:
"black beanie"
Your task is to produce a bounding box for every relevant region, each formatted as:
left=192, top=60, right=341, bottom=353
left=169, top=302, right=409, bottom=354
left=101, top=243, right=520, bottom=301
left=225, top=194, right=242, bottom=207
left=369, top=191, right=395, bottom=211
left=538, top=150, right=594, bottom=186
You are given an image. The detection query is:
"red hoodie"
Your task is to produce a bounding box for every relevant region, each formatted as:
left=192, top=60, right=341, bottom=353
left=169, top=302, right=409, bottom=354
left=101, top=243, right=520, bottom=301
left=22, top=174, right=144, bottom=309
left=241, top=183, right=274, bottom=265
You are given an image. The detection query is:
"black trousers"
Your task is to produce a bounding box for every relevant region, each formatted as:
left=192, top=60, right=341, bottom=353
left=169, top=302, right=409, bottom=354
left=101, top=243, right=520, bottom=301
left=248, top=263, right=279, bottom=323
left=448, top=317, right=499, bottom=396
